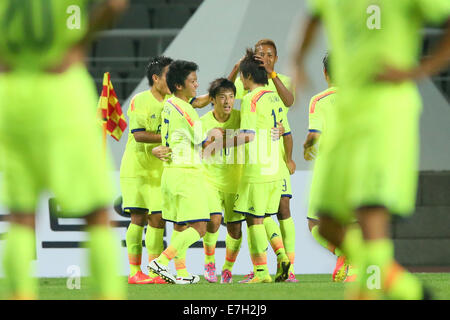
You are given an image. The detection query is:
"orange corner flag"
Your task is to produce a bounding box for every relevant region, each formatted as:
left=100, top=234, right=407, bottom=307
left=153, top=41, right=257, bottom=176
left=97, top=72, right=127, bottom=141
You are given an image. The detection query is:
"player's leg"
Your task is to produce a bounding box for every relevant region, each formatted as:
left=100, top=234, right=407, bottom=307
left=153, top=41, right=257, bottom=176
left=171, top=223, right=193, bottom=281
left=221, top=193, right=244, bottom=283
left=203, top=214, right=222, bottom=283
left=277, top=176, right=297, bottom=281
left=146, top=213, right=166, bottom=280
left=221, top=221, right=242, bottom=283
left=245, top=215, right=272, bottom=283
left=2, top=213, right=37, bottom=300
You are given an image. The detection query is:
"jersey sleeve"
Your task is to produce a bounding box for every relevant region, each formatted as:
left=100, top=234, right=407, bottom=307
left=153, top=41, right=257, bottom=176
left=308, top=97, right=323, bottom=132
left=415, top=0, right=450, bottom=25
left=240, top=96, right=257, bottom=133
left=128, top=97, right=148, bottom=134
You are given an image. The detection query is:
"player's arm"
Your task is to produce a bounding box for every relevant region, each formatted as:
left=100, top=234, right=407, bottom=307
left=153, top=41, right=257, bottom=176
left=303, top=131, right=320, bottom=161
left=283, top=133, right=296, bottom=174
left=293, top=15, right=321, bottom=89
left=190, top=94, right=210, bottom=108
left=228, top=56, right=246, bottom=82
left=377, top=19, right=450, bottom=82
left=255, top=56, right=295, bottom=107
left=133, top=131, right=161, bottom=143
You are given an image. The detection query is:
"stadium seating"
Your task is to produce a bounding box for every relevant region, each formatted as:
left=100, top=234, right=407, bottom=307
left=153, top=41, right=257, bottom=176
left=88, top=1, right=203, bottom=102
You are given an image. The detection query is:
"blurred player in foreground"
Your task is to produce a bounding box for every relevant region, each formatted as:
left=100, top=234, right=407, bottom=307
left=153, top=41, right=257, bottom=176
left=230, top=39, right=298, bottom=283
left=295, top=0, right=450, bottom=299
left=0, top=0, right=129, bottom=299
left=304, top=53, right=359, bottom=283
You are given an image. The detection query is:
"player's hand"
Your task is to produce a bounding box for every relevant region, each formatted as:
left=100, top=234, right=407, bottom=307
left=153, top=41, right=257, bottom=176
left=254, top=55, right=273, bottom=74
left=375, top=65, right=418, bottom=83
left=152, top=146, right=172, bottom=162
left=271, top=122, right=285, bottom=141
left=303, top=145, right=317, bottom=161
left=286, top=159, right=296, bottom=175
left=208, top=127, right=225, bottom=141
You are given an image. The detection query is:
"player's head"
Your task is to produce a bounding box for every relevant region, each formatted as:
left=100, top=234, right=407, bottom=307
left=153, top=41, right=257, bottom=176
left=239, top=48, right=269, bottom=90
left=323, top=52, right=332, bottom=85
left=146, top=56, right=173, bottom=95
left=254, top=39, right=278, bottom=70
left=208, top=78, right=236, bottom=115
left=166, top=60, right=199, bottom=99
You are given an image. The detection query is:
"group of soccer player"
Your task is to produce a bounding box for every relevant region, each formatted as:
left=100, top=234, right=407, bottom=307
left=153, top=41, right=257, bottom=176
left=121, top=39, right=299, bottom=285
left=1, top=0, right=449, bottom=300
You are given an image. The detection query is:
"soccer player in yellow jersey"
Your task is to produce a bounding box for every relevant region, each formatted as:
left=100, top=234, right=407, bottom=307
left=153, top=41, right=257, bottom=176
left=148, top=60, right=222, bottom=284
left=120, top=56, right=173, bottom=284
left=296, top=0, right=450, bottom=299
left=230, top=39, right=298, bottom=283
left=304, top=53, right=358, bottom=283
left=215, top=49, right=291, bottom=283
left=0, top=0, right=128, bottom=299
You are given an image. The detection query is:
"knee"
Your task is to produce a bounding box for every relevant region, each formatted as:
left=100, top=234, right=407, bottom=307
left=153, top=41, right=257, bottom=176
left=227, top=222, right=242, bottom=239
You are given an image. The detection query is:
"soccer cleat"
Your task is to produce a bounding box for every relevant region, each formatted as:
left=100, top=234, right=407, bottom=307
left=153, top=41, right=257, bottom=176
left=221, top=269, right=233, bottom=284
left=175, top=274, right=200, bottom=285
left=332, top=256, right=349, bottom=282
left=285, top=272, right=299, bottom=283
left=128, top=271, right=156, bottom=284
left=344, top=264, right=357, bottom=283
left=275, top=258, right=291, bottom=282
left=148, top=259, right=176, bottom=284
left=238, top=272, right=254, bottom=283
left=204, top=262, right=217, bottom=283
left=245, top=272, right=272, bottom=284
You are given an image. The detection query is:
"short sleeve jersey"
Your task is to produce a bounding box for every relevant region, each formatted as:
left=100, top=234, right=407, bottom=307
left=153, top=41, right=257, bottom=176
left=240, top=87, right=284, bottom=183
left=0, top=0, right=103, bottom=71
left=200, top=109, right=242, bottom=193
left=307, top=0, right=450, bottom=89
left=120, top=90, right=166, bottom=178
left=308, top=87, right=337, bottom=136
left=161, top=96, right=206, bottom=169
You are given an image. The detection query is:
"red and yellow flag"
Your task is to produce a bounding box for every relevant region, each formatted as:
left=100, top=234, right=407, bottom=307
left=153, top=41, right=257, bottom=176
left=97, top=72, right=127, bottom=141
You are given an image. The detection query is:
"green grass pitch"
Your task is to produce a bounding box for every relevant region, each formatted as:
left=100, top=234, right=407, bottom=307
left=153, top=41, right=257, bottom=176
left=2, top=273, right=450, bottom=300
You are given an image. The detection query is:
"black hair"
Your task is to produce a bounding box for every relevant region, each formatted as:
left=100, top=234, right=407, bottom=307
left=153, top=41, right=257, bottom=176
left=239, top=48, right=268, bottom=86
left=323, top=52, right=331, bottom=79
left=166, top=60, right=199, bottom=94
left=146, top=56, right=173, bottom=86
left=208, top=78, right=236, bottom=98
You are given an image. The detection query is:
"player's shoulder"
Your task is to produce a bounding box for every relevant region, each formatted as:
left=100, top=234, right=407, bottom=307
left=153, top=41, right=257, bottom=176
left=309, top=87, right=337, bottom=113
left=200, top=109, right=214, bottom=121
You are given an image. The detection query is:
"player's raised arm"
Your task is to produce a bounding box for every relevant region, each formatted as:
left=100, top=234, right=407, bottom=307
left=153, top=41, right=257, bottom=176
left=293, top=16, right=320, bottom=90
left=190, top=94, right=211, bottom=108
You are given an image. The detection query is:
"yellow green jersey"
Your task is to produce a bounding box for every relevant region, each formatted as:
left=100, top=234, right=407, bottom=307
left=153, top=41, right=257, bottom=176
left=308, top=86, right=337, bottom=136
left=308, top=0, right=450, bottom=90
left=161, top=96, right=206, bottom=169
left=120, top=90, right=167, bottom=179
left=200, top=109, right=242, bottom=193
left=240, top=87, right=284, bottom=183
left=0, top=0, right=103, bottom=71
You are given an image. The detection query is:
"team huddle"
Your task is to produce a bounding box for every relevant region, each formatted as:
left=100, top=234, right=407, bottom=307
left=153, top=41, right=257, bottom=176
left=121, top=41, right=300, bottom=285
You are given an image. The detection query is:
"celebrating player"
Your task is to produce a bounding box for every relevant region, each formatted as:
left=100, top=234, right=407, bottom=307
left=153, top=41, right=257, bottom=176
left=217, top=49, right=291, bottom=283
left=120, top=56, right=173, bottom=284
left=148, top=60, right=223, bottom=284
left=0, top=0, right=129, bottom=299
left=296, top=0, right=450, bottom=299
left=230, top=39, right=298, bottom=283
left=304, top=53, right=359, bottom=282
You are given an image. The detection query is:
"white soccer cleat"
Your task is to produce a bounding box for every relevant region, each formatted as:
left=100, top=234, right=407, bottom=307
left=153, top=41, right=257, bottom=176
left=175, top=274, right=200, bottom=285
left=148, top=259, right=176, bottom=284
